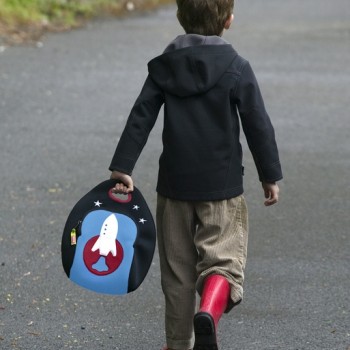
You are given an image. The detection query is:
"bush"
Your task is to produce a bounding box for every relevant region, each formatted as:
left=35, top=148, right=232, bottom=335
left=0, top=0, right=172, bottom=43
left=0, top=0, right=147, bottom=28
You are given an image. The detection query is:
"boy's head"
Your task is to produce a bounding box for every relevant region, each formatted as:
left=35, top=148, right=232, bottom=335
left=176, top=0, right=234, bottom=36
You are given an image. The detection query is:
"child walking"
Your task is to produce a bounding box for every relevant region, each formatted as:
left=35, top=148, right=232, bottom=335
left=109, top=0, right=283, bottom=349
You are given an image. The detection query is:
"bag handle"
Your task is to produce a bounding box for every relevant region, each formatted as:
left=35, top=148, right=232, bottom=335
left=108, top=188, right=132, bottom=203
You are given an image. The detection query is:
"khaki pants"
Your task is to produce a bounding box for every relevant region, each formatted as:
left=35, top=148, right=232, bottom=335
left=156, top=194, right=249, bottom=350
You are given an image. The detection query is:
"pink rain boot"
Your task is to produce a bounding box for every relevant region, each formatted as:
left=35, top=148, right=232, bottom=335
left=193, top=275, right=230, bottom=350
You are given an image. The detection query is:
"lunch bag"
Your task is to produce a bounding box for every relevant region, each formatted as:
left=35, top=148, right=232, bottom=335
left=61, top=179, right=156, bottom=295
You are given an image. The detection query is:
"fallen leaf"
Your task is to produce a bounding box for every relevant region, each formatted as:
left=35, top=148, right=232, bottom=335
left=27, top=332, right=40, bottom=336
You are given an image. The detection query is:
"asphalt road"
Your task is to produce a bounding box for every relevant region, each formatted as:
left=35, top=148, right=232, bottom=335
left=0, top=1, right=349, bottom=349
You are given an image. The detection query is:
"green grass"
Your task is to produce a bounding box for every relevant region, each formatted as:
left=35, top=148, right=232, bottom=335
left=0, top=0, right=140, bottom=29
left=0, top=0, right=172, bottom=43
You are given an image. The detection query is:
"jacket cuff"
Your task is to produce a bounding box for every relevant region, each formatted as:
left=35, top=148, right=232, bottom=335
left=258, top=161, right=283, bottom=183
left=109, top=155, right=135, bottom=175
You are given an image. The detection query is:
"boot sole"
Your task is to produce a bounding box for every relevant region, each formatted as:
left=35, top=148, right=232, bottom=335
left=193, top=312, right=218, bottom=350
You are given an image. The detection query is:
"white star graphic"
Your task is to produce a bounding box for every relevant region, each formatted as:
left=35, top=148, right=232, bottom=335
left=139, top=218, right=147, bottom=224
left=133, top=205, right=140, bottom=210
left=94, top=200, right=102, bottom=207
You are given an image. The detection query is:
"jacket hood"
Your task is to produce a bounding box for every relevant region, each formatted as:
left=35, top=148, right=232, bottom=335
left=148, top=34, right=238, bottom=97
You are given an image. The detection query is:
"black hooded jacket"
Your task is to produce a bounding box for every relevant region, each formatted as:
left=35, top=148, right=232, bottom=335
left=110, top=35, right=282, bottom=201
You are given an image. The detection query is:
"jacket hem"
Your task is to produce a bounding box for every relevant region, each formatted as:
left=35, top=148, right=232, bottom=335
left=156, top=185, right=244, bottom=202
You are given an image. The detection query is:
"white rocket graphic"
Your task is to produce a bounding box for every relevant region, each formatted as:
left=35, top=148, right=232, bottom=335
left=91, top=214, right=118, bottom=257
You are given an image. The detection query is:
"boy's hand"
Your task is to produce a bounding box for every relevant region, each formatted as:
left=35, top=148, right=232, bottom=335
left=110, top=171, right=134, bottom=193
left=262, top=182, right=279, bottom=206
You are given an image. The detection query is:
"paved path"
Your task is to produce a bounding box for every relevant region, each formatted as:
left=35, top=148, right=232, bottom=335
left=0, top=1, right=349, bottom=349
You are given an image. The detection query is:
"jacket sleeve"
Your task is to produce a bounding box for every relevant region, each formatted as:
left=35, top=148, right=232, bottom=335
left=235, top=61, right=283, bottom=183
left=109, top=75, right=164, bottom=174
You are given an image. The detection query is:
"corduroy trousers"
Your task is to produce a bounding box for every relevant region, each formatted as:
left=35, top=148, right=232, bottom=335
left=156, top=194, right=249, bottom=350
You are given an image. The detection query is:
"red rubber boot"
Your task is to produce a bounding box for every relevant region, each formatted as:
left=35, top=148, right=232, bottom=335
left=193, top=275, right=230, bottom=350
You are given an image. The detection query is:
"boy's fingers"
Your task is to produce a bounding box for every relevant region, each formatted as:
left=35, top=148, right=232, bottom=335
left=110, top=171, right=134, bottom=193
left=262, top=182, right=280, bottom=206
left=264, top=191, right=279, bottom=206
left=265, top=199, right=277, bottom=206
left=112, top=182, right=130, bottom=194
left=112, top=183, right=123, bottom=193
left=125, top=184, right=134, bottom=193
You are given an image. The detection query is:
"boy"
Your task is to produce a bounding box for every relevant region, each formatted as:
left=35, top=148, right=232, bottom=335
left=109, top=0, right=282, bottom=349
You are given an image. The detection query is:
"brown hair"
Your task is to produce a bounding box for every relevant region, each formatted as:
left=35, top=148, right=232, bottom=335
left=176, top=0, right=234, bottom=36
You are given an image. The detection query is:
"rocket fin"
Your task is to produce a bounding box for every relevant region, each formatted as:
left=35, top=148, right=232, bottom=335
left=91, top=238, right=101, bottom=252
left=111, top=242, right=117, bottom=257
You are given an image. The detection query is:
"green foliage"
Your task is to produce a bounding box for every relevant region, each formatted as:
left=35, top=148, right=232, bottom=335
left=0, top=0, right=119, bottom=27
left=0, top=0, right=42, bottom=25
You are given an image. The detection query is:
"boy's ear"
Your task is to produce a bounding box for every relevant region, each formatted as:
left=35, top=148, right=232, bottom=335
left=224, top=14, right=234, bottom=30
